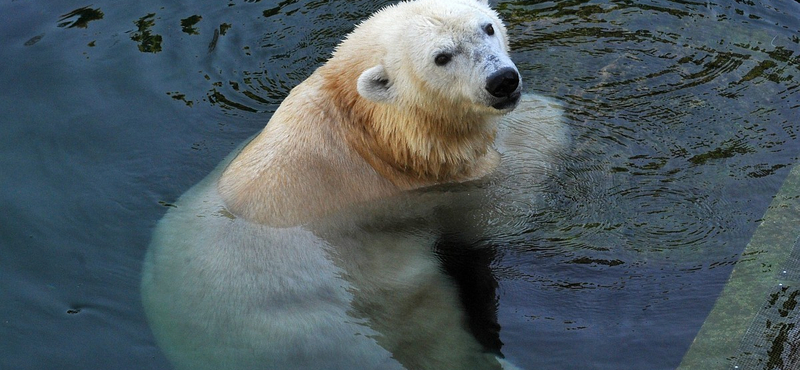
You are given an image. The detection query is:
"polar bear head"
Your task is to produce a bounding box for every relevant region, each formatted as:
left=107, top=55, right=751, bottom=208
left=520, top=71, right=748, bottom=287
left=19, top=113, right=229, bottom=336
left=352, top=0, right=521, bottom=114
left=316, top=0, right=521, bottom=186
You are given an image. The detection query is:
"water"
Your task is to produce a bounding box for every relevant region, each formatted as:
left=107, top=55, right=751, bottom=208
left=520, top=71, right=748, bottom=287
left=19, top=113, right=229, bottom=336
left=1, top=0, right=798, bottom=369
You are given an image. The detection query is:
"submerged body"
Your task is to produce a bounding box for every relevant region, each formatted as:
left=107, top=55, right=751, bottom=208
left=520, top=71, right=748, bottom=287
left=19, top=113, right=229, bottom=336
left=142, top=1, right=567, bottom=369
left=142, top=95, right=566, bottom=369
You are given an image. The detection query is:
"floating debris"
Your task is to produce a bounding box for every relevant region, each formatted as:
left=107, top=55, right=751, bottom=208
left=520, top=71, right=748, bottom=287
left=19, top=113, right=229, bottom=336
left=23, top=34, right=45, bottom=46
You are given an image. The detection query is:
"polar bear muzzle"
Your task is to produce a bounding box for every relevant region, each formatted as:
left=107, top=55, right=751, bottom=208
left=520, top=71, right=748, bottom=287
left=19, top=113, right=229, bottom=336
left=486, top=67, right=521, bottom=110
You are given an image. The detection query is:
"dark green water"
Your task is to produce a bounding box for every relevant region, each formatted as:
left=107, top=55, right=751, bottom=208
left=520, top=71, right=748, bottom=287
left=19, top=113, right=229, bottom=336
left=1, top=0, right=798, bottom=369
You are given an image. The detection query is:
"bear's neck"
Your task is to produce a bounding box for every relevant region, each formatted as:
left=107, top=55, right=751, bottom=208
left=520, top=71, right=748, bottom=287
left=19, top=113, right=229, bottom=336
left=320, top=67, right=499, bottom=189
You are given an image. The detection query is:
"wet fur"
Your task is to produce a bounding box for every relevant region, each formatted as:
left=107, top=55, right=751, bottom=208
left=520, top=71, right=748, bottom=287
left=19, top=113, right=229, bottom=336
left=142, top=1, right=561, bottom=369
left=218, top=0, right=506, bottom=227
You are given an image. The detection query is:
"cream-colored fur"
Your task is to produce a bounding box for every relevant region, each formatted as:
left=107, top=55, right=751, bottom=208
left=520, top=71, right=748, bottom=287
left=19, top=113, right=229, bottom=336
left=142, top=0, right=567, bottom=369
left=218, top=0, right=515, bottom=227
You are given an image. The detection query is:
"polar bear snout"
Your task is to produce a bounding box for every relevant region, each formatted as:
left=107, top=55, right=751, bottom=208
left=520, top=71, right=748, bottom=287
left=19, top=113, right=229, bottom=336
left=486, top=68, right=519, bottom=97
left=486, top=67, right=521, bottom=110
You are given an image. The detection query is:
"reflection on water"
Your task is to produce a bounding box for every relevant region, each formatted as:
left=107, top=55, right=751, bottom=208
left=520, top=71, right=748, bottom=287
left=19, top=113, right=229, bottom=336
left=132, top=14, right=163, bottom=53
left=0, top=0, right=798, bottom=369
left=180, top=15, right=202, bottom=36
left=57, top=7, right=104, bottom=29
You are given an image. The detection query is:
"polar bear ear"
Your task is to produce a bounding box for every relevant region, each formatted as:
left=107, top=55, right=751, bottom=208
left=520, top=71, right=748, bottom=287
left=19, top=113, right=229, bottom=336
left=475, top=0, right=489, bottom=4
left=357, top=65, right=395, bottom=103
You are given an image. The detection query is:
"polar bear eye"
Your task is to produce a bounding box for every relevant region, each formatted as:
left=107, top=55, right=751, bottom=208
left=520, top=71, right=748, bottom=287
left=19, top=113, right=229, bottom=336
left=434, top=53, right=452, bottom=66
left=484, top=24, right=495, bottom=36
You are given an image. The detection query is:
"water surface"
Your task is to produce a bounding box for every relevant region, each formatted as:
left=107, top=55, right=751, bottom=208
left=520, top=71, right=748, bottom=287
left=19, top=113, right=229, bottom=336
left=1, top=0, right=798, bottom=369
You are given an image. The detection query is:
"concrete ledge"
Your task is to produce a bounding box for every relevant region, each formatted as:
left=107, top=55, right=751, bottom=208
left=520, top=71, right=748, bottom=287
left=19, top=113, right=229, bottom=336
left=679, top=164, right=800, bottom=369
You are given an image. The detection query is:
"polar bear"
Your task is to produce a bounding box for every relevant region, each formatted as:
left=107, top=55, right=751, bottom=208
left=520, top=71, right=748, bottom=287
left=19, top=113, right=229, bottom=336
left=142, top=0, right=567, bottom=369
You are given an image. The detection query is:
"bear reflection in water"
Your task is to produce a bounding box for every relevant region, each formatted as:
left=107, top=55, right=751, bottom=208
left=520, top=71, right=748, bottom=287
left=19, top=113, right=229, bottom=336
left=141, top=0, right=568, bottom=369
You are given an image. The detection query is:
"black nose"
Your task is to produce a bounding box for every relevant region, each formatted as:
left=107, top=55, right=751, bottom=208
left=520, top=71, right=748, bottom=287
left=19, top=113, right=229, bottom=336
left=485, top=68, right=520, bottom=98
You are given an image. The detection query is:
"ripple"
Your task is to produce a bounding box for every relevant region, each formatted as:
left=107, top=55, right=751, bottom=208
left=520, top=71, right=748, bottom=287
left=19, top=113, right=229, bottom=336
left=2, top=0, right=798, bottom=368
left=501, top=0, right=799, bottom=271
